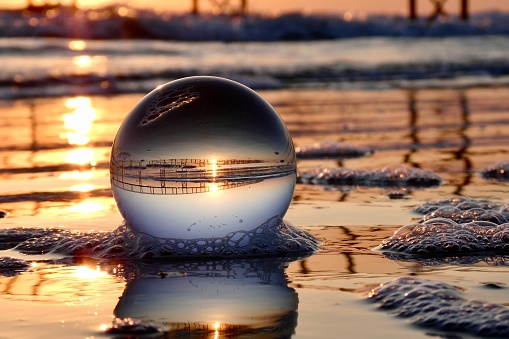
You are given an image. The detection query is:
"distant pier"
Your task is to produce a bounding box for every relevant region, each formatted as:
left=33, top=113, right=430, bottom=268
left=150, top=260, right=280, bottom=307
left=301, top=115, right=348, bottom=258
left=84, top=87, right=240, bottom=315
left=409, top=0, right=469, bottom=21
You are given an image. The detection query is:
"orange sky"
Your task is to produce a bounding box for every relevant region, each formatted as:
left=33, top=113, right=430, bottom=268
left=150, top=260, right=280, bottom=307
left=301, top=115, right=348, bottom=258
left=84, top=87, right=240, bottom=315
left=3, top=0, right=509, bottom=15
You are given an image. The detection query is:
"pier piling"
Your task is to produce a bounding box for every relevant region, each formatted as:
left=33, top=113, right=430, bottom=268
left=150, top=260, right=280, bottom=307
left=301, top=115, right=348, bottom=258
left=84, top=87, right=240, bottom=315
left=408, top=0, right=469, bottom=21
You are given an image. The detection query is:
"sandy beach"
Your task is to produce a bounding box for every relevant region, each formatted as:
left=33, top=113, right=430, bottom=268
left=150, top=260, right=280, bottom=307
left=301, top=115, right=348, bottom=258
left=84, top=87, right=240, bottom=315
left=1, top=85, right=508, bottom=338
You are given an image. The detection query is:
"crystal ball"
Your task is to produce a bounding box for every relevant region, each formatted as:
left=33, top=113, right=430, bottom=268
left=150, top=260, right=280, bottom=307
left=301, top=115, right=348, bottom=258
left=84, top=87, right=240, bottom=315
left=110, top=76, right=296, bottom=239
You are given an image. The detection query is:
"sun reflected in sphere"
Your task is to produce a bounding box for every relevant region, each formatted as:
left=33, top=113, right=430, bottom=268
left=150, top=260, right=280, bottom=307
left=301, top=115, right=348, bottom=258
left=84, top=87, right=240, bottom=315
left=74, top=265, right=107, bottom=280
left=110, top=76, right=296, bottom=239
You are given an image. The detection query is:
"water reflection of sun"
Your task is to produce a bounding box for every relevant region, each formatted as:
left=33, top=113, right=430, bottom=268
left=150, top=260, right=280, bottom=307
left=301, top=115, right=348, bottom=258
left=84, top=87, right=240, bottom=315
left=72, top=55, right=93, bottom=68
left=60, top=97, right=97, bottom=169
left=58, top=96, right=109, bottom=215
left=0, top=263, right=123, bottom=299
left=214, top=322, right=220, bottom=339
left=62, top=97, right=96, bottom=145
left=68, top=40, right=87, bottom=51
left=65, top=148, right=96, bottom=166
left=72, top=54, right=108, bottom=75
left=60, top=96, right=98, bottom=175
left=69, top=200, right=108, bottom=214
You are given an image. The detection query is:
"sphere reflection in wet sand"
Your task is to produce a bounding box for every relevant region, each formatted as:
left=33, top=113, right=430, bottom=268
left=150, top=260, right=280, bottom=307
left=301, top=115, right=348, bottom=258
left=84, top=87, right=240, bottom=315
left=110, top=76, right=296, bottom=240
left=113, top=259, right=298, bottom=337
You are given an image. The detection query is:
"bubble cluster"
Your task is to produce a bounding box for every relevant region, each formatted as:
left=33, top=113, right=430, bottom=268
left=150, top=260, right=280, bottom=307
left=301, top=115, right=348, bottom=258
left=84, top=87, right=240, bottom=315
left=295, top=141, right=373, bottom=160
left=368, top=277, right=509, bottom=338
left=376, top=197, right=509, bottom=258
left=378, top=219, right=509, bottom=255
left=480, top=160, right=509, bottom=182
left=0, top=257, right=30, bottom=276
left=369, top=277, right=509, bottom=337
left=297, top=165, right=442, bottom=188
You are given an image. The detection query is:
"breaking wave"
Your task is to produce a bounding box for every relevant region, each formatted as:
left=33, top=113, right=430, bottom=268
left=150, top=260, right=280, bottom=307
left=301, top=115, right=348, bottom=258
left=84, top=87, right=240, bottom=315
left=2, top=9, right=509, bottom=41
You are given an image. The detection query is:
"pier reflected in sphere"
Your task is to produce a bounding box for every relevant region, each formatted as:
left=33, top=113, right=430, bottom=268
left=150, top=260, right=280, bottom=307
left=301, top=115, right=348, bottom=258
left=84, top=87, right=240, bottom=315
left=110, top=76, right=296, bottom=239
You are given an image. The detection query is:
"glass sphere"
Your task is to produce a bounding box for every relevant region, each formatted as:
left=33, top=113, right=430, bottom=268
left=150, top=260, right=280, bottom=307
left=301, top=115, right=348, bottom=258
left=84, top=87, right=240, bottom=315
left=110, top=76, right=296, bottom=239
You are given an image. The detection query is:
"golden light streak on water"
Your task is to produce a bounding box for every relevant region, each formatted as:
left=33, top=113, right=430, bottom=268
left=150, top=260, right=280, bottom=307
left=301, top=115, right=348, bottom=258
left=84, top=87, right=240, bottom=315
left=68, top=40, right=87, bottom=51
left=69, top=201, right=107, bottom=214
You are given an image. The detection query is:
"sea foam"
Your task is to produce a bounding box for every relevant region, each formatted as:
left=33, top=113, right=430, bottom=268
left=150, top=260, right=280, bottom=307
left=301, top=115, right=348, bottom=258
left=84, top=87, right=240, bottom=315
left=481, top=160, right=509, bottom=182
left=297, top=165, right=442, bottom=189
left=376, top=197, right=509, bottom=264
left=0, top=216, right=319, bottom=263
left=368, top=276, right=509, bottom=338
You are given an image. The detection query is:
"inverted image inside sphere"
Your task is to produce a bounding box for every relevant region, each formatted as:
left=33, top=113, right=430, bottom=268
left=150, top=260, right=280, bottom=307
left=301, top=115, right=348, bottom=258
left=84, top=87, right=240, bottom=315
left=110, top=76, right=296, bottom=240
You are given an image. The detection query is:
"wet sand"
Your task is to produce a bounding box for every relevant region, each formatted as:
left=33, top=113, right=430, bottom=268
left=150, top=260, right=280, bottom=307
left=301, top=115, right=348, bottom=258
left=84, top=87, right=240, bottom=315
left=1, top=87, right=509, bottom=338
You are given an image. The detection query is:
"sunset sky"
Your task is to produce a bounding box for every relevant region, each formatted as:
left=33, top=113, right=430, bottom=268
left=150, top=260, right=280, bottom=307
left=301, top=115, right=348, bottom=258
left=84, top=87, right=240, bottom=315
left=1, top=0, right=508, bottom=15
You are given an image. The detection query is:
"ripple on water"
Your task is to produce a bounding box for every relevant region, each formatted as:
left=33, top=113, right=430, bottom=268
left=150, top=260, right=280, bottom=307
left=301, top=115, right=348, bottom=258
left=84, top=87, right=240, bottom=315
left=368, top=277, right=509, bottom=338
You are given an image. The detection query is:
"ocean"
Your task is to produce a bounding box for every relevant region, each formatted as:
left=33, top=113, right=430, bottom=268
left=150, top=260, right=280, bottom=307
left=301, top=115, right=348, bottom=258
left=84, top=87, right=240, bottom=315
left=2, top=10, right=509, bottom=99
left=1, top=7, right=509, bottom=339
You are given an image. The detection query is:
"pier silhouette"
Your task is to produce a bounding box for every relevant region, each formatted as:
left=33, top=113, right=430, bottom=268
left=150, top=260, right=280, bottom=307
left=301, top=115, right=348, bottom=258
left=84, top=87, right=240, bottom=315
left=409, top=0, right=469, bottom=21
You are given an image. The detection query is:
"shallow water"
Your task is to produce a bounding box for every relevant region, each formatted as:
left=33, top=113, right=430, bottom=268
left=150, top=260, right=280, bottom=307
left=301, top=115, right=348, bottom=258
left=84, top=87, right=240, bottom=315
left=1, top=87, right=509, bottom=338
